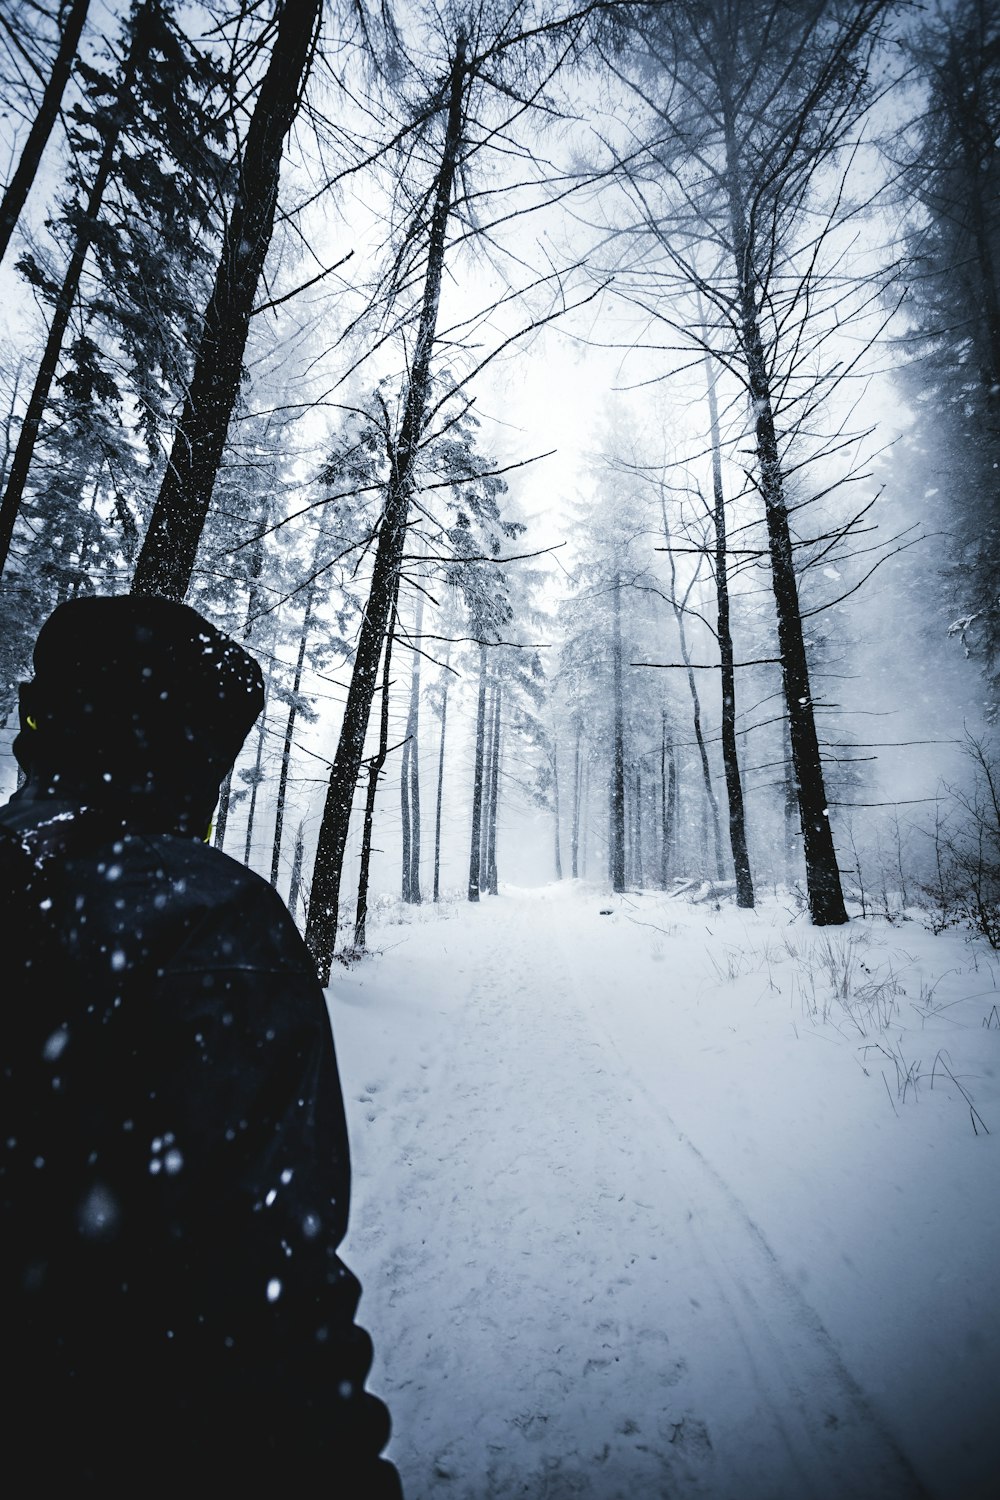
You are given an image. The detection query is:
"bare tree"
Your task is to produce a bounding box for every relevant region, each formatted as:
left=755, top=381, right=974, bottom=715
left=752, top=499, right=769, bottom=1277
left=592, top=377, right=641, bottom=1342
left=658, top=495, right=725, bottom=882
left=307, top=30, right=468, bottom=973
left=703, top=345, right=754, bottom=905
left=597, top=0, right=899, bottom=922
left=303, top=3, right=593, bottom=973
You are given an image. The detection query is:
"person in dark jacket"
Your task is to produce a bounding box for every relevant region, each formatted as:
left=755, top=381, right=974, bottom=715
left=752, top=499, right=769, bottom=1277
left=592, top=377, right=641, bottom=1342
left=0, top=594, right=401, bottom=1495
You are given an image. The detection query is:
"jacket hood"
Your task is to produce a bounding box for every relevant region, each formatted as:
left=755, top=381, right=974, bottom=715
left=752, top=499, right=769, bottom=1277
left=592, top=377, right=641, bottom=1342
left=13, top=595, right=264, bottom=832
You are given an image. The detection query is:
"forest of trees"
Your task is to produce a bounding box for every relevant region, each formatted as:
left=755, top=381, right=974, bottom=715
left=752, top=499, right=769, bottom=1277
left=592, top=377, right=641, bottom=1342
left=0, top=0, right=997, bottom=981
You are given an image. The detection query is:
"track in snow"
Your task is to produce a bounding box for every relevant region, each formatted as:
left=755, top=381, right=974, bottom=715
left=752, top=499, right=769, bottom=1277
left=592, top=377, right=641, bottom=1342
left=332, top=888, right=931, bottom=1500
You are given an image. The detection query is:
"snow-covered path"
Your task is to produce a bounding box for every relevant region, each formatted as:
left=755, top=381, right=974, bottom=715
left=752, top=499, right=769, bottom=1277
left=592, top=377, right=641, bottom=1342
left=329, top=885, right=996, bottom=1499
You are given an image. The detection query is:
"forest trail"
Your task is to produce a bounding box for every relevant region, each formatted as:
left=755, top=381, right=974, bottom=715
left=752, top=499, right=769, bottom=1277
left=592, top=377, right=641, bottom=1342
left=331, top=886, right=940, bottom=1500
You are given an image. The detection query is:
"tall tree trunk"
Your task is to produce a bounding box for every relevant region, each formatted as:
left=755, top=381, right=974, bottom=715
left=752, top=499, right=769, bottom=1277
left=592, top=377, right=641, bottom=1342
left=783, top=715, right=798, bottom=880
left=486, top=680, right=501, bottom=896
left=131, top=0, right=323, bottom=599
left=405, top=589, right=424, bottom=903
left=468, top=642, right=488, bottom=902
left=704, top=345, right=754, bottom=906
left=661, top=501, right=724, bottom=880
left=660, top=710, right=676, bottom=887
left=242, top=695, right=268, bottom=870
left=722, top=98, right=847, bottom=925
left=214, top=520, right=267, bottom=853
left=571, top=722, right=581, bottom=879
left=355, top=601, right=397, bottom=950
left=479, top=676, right=496, bottom=893
left=433, top=652, right=451, bottom=903
left=0, top=358, right=26, bottom=487
left=552, top=735, right=563, bottom=880
left=305, top=33, right=467, bottom=980
left=610, top=571, right=626, bottom=893
left=0, top=0, right=92, bottom=266
left=633, top=765, right=644, bottom=889
left=66, top=475, right=101, bottom=599
left=670, top=741, right=680, bottom=873
left=0, top=1, right=149, bottom=580
left=213, top=772, right=233, bottom=853
left=270, top=579, right=317, bottom=889
left=287, top=820, right=305, bottom=926
left=400, top=734, right=412, bottom=902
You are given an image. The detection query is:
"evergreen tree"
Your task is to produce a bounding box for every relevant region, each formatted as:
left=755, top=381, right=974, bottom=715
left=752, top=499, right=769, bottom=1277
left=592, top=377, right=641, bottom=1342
left=131, top=0, right=325, bottom=599
left=893, top=0, right=1000, bottom=707
left=0, top=0, right=230, bottom=706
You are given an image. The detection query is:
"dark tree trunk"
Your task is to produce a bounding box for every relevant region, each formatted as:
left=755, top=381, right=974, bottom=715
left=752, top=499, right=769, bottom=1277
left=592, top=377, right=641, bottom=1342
left=405, top=590, right=423, bottom=903
left=0, top=1, right=148, bottom=581
left=433, top=657, right=450, bottom=902
left=705, top=346, right=754, bottom=907
left=0, top=0, right=92, bottom=266
left=611, top=571, right=626, bottom=893
left=131, top=0, right=323, bottom=599
left=213, top=772, right=233, bottom=853
left=670, top=743, right=680, bottom=871
left=486, top=680, right=501, bottom=896
left=633, top=765, right=644, bottom=889
left=242, top=695, right=268, bottom=869
left=690, top=673, right=722, bottom=880
left=214, top=519, right=267, bottom=853
left=287, top=820, right=305, bottom=925
left=660, top=710, right=676, bottom=887
left=270, top=580, right=316, bottom=889
left=355, top=602, right=397, bottom=950
left=468, top=642, right=488, bottom=902
left=408, top=725, right=421, bottom=900
left=783, top=715, right=798, bottom=878
left=305, top=33, right=467, bottom=980
left=66, top=477, right=101, bottom=599
left=480, top=678, right=496, bottom=890
left=400, top=734, right=412, bottom=903
left=722, top=103, right=847, bottom=925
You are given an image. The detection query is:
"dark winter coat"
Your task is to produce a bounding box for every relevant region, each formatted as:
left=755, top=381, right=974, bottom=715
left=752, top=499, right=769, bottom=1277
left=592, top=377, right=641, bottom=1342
left=1, top=593, right=400, bottom=1491
left=0, top=780, right=400, bottom=1494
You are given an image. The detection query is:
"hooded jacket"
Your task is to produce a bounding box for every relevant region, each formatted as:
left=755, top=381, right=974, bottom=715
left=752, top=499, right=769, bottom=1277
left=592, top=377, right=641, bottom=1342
left=0, top=597, right=400, bottom=1495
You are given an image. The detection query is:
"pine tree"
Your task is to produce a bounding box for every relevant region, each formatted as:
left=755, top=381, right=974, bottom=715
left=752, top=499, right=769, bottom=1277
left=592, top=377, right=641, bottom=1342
left=602, top=0, right=892, bottom=922
left=893, top=0, right=1000, bottom=706
left=0, top=0, right=231, bottom=584
left=131, top=0, right=324, bottom=599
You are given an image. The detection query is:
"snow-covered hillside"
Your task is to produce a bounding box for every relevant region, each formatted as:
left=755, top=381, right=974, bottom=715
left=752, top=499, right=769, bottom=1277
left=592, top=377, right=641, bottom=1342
left=329, top=884, right=1000, bottom=1500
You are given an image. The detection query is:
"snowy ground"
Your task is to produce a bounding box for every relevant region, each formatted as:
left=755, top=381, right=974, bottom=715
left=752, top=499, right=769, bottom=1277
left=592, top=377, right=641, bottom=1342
left=327, top=883, right=1000, bottom=1500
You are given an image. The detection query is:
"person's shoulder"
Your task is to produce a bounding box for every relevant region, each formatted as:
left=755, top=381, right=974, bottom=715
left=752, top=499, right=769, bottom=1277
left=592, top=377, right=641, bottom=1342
left=139, top=834, right=293, bottom=917
left=135, top=834, right=316, bottom=980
